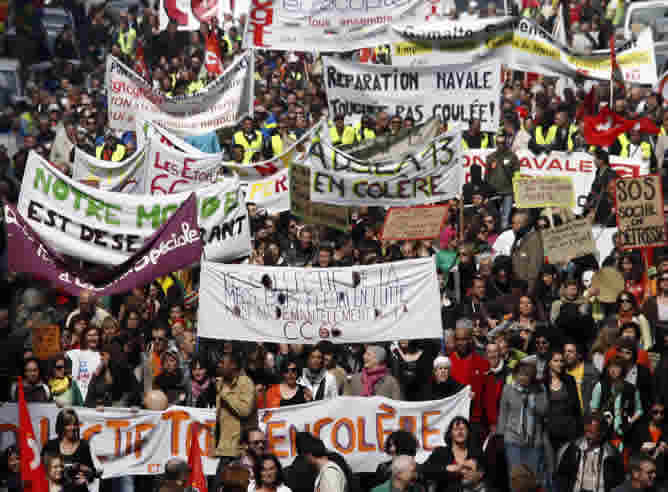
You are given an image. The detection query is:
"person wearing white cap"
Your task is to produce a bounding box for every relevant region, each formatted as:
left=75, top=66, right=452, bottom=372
left=419, top=355, right=464, bottom=401
left=344, top=345, right=401, bottom=399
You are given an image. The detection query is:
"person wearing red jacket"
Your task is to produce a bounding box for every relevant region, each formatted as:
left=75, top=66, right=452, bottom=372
left=449, top=319, right=491, bottom=439
left=483, top=342, right=509, bottom=435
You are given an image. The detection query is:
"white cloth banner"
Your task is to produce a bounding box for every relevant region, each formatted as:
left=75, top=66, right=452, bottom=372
left=241, top=167, right=290, bottom=214
left=106, top=53, right=253, bottom=136
left=72, top=145, right=148, bottom=194
left=392, top=19, right=658, bottom=85
left=198, top=257, right=442, bottom=343
left=18, top=152, right=251, bottom=265
left=259, top=388, right=472, bottom=472
left=158, top=0, right=232, bottom=31
left=324, top=57, right=501, bottom=132
left=308, top=124, right=462, bottom=207
left=244, top=0, right=431, bottom=51
left=461, top=149, right=651, bottom=214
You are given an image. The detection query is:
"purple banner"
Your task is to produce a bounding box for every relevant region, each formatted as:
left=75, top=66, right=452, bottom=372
left=6, top=194, right=203, bottom=297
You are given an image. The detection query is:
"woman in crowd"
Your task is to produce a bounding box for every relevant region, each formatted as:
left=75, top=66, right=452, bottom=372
left=629, top=399, right=668, bottom=481
left=1, top=445, right=20, bottom=492
left=43, top=409, right=96, bottom=481
left=189, top=354, right=215, bottom=408
left=372, top=430, right=418, bottom=488
left=48, top=354, right=74, bottom=407
left=419, top=355, right=463, bottom=401
left=259, top=356, right=312, bottom=409
left=344, top=345, right=401, bottom=400
left=391, top=340, right=432, bottom=402
left=611, top=291, right=653, bottom=350
left=11, top=357, right=51, bottom=402
left=619, top=253, right=646, bottom=306
left=531, top=265, right=561, bottom=317
left=153, top=349, right=188, bottom=405
left=85, top=343, right=138, bottom=407
left=591, top=324, right=621, bottom=373
left=249, top=454, right=291, bottom=492
left=43, top=452, right=86, bottom=492
left=512, top=296, right=544, bottom=333
left=421, top=417, right=482, bottom=492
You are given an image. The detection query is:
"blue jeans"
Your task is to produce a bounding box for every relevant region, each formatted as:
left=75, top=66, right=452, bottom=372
left=504, top=442, right=545, bottom=487
left=499, top=193, right=514, bottom=230
left=109, top=475, right=134, bottom=492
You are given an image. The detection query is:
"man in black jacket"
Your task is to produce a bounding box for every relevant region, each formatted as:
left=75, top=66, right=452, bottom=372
left=556, top=414, right=624, bottom=492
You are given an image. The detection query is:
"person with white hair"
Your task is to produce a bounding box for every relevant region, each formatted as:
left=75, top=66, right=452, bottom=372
left=371, top=456, right=421, bottom=492
left=419, top=355, right=464, bottom=401
left=344, top=345, right=402, bottom=399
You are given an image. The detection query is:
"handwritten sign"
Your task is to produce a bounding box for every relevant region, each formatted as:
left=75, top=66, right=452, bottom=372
left=290, top=163, right=350, bottom=232
left=32, top=324, right=61, bottom=360
left=380, top=205, right=450, bottom=241
left=542, top=219, right=596, bottom=264
left=615, top=175, right=668, bottom=249
left=513, top=176, right=575, bottom=209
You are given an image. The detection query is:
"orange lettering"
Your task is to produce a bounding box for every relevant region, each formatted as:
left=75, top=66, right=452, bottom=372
left=331, top=418, right=355, bottom=455
left=162, top=410, right=190, bottom=456
left=126, top=432, right=132, bottom=455
left=83, top=424, right=103, bottom=442
left=357, top=417, right=375, bottom=452
left=135, top=423, right=155, bottom=458
left=289, top=425, right=298, bottom=457
left=107, top=420, right=130, bottom=457
left=40, top=418, right=49, bottom=447
left=203, top=421, right=216, bottom=456
left=376, top=404, right=395, bottom=450
left=313, top=418, right=333, bottom=439
left=266, top=421, right=288, bottom=458
left=421, top=411, right=440, bottom=452
left=399, top=416, right=417, bottom=435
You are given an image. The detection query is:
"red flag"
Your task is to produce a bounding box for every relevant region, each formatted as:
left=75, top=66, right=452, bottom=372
left=204, top=32, right=223, bottom=76
left=610, top=35, right=624, bottom=90
left=18, top=377, right=49, bottom=492
left=134, top=41, right=150, bottom=80
left=583, top=106, right=659, bottom=147
left=188, top=423, right=208, bottom=492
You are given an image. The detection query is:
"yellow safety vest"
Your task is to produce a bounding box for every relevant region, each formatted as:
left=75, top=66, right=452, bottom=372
left=234, top=130, right=263, bottom=163
left=462, top=133, right=489, bottom=150
left=96, top=144, right=126, bottom=162
left=618, top=133, right=652, bottom=160
left=118, top=28, right=137, bottom=56
left=535, top=124, right=578, bottom=150
left=271, top=134, right=283, bottom=156
left=329, top=125, right=356, bottom=146
left=186, top=80, right=205, bottom=95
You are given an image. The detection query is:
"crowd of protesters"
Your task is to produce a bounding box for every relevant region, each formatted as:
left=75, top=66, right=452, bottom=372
left=3, top=1, right=668, bottom=492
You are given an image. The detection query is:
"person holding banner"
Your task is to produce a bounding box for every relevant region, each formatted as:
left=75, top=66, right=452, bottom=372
left=344, top=346, right=401, bottom=400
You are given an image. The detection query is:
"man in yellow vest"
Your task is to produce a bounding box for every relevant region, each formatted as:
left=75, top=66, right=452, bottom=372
left=354, top=115, right=376, bottom=143
left=528, top=109, right=578, bottom=154
left=611, top=127, right=653, bottom=161
left=96, top=132, right=126, bottom=162
left=233, top=116, right=263, bottom=163
left=118, top=14, right=137, bottom=57
left=462, top=118, right=490, bottom=150
left=330, top=114, right=356, bottom=146
left=265, top=115, right=295, bottom=158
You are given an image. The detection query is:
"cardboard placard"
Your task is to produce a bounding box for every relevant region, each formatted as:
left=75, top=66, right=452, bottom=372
left=32, top=324, right=61, bottom=360
left=541, top=218, right=597, bottom=264
left=513, top=176, right=575, bottom=209
left=615, top=175, right=668, bottom=249
left=290, top=163, right=350, bottom=232
left=380, top=204, right=450, bottom=241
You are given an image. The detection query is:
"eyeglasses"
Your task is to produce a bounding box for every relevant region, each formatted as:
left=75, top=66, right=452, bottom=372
left=55, top=365, right=65, bottom=369
left=620, top=298, right=632, bottom=303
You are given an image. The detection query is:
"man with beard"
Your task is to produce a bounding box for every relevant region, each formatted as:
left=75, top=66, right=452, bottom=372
left=556, top=414, right=624, bottom=492
left=458, top=275, right=491, bottom=327
left=449, top=319, right=490, bottom=438
left=297, top=344, right=338, bottom=400
left=564, top=340, right=599, bottom=415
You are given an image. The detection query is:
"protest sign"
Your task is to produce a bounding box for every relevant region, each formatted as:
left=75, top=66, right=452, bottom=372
left=18, top=152, right=251, bottom=265
left=380, top=204, right=449, bottom=241
left=72, top=145, right=148, bottom=193
left=541, top=219, right=596, bottom=264
left=615, top=175, right=668, bottom=249
left=31, top=325, right=61, bottom=361
left=242, top=168, right=290, bottom=214
left=106, top=53, right=253, bottom=135
left=159, top=0, right=232, bottom=31
left=512, top=176, right=575, bottom=209
left=290, top=163, right=351, bottom=231
left=461, top=149, right=651, bottom=214
left=6, top=195, right=203, bottom=297
left=324, top=57, right=501, bottom=131
left=308, top=123, right=462, bottom=207
left=259, top=388, right=471, bottom=472
left=198, top=257, right=442, bottom=343
left=392, top=19, right=657, bottom=86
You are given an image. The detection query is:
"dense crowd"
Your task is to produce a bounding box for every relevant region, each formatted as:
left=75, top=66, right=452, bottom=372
left=2, top=2, right=668, bottom=492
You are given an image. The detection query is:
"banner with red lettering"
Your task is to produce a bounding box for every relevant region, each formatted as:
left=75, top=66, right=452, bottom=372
left=461, top=150, right=650, bottom=214
left=159, top=0, right=232, bottom=31
left=259, top=388, right=471, bottom=472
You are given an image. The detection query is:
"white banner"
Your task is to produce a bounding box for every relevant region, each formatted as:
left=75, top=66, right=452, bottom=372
left=72, top=145, right=148, bottom=194
left=244, top=0, right=431, bottom=51
left=18, top=152, right=251, bottom=265
left=242, top=167, right=290, bottom=214
left=461, top=149, right=651, bottom=214
left=106, top=53, right=253, bottom=136
left=324, top=57, right=501, bottom=132
left=198, top=257, right=442, bottom=343
left=308, top=123, right=462, bottom=207
left=159, top=0, right=231, bottom=31
left=392, top=19, right=657, bottom=85
left=259, top=388, right=471, bottom=472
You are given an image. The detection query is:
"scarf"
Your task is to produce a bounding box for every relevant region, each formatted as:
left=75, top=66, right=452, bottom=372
left=360, top=365, right=388, bottom=397
left=190, top=377, right=211, bottom=402
left=303, top=367, right=327, bottom=387
left=513, top=381, right=537, bottom=446
left=49, top=377, right=71, bottom=396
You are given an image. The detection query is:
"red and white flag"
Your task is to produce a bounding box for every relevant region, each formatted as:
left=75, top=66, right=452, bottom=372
left=188, top=423, right=208, bottom=492
left=18, top=377, right=49, bottom=492
left=584, top=106, right=659, bottom=147
left=205, top=32, right=223, bottom=76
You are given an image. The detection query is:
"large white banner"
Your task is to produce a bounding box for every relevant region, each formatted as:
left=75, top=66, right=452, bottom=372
left=72, top=145, right=148, bottom=194
left=461, top=150, right=651, bottom=214
left=18, top=152, right=251, bottom=265
left=324, top=57, right=501, bottom=132
left=241, top=167, right=290, bottom=213
left=159, top=0, right=232, bottom=31
left=244, top=0, right=432, bottom=51
left=106, top=53, right=253, bottom=136
left=259, top=388, right=471, bottom=472
left=308, top=123, right=462, bottom=207
left=392, top=19, right=657, bottom=85
left=198, top=257, right=442, bottom=343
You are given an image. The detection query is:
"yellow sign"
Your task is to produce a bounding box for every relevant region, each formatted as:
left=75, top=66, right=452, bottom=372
left=513, top=176, right=575, bottom=209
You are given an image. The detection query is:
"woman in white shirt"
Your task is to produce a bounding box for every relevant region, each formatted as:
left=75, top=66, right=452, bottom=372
left=248, top=454, right=292, bottom=492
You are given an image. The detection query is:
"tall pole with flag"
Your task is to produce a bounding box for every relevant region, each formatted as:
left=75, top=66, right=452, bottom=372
left=610, top=34, right=625, bottom=107
left=18, top=377, right=49, bottom=492
left=188, top=423, right=208, bottom=492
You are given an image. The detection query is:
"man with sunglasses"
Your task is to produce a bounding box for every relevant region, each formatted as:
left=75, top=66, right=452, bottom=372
left=629, top=401, right=668, bottom=483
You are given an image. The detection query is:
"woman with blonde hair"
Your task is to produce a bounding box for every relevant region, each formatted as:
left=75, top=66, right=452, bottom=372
left=591, top=323, right=621, bottom=373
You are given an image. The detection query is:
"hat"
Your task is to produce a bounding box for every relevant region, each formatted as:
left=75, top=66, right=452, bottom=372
left=433, top=355, right=451, bottom=368
left=368, top=345, right=387, bottom=364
